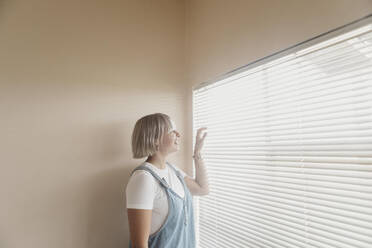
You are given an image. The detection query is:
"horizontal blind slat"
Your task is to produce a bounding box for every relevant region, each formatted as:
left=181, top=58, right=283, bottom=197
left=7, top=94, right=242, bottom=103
left=205, top=158, right=372, bottom=170
left=201, top=195, right=372, bottom=244
left=209, top=181, right=372, bottom=214
left=204, top=185, right=372, bottom=223
left=201, top=189, right=372, bottom=230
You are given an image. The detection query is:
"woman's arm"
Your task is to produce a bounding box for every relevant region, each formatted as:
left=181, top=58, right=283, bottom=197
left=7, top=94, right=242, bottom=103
left=127, top=208, right=152, bottom=248
left=126, top=171, right=157, bottom=247
left=184, top=127, right=210, bottom=196
left=185, top=155, right=209, bottom=196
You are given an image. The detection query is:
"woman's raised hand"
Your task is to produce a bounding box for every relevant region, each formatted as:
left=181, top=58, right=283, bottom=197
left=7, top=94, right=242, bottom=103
left=194, top=127, right=208, bottom=155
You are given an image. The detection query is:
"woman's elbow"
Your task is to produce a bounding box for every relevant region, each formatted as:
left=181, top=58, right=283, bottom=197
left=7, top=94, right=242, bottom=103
left=199, top=188, right=210, bottom=196
left=132, top=244, right=148, bottom=248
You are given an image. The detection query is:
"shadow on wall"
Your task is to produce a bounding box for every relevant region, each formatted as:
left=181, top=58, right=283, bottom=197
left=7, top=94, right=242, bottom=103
left=47, top=120, right=135, bottom=248
left=0, top=0, right=7, bottom=16
left=85, top=166, right=131, bottom=248
left=82, top=121, right=134, bottom=248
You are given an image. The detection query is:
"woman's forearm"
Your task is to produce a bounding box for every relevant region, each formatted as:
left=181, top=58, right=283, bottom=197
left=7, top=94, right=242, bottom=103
left=193, top=152, right=210, bottom=194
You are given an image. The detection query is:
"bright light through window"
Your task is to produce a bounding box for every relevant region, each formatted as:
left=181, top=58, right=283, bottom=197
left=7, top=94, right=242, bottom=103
left=193, top=20, right=372, bottom=248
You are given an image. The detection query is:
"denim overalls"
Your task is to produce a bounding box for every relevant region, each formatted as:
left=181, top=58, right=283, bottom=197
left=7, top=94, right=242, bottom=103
left=128, top=162, right=196, bottom=248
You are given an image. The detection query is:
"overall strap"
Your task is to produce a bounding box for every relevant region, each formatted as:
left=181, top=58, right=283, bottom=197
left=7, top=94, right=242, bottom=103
left=130, top=164, right=170, bottom=189
left=166, top=162, right=188, bottom=189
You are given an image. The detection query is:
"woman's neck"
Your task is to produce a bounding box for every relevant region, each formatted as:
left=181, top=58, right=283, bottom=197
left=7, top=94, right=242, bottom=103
left=146, top=155, right=167, bottom=169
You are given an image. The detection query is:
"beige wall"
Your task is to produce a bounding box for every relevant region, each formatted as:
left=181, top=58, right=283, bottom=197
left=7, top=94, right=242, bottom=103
left=1, top=0, right=372, bottom=247
left=0, top=0, right=186, bottom=247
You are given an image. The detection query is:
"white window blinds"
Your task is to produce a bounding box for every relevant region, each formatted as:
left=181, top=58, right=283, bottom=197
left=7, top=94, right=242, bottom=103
left=192, top=17, right=372, bottom=248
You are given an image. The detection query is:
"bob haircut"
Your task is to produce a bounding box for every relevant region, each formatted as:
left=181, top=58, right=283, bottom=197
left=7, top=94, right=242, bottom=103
left=131, top=113, right=173, bottom=158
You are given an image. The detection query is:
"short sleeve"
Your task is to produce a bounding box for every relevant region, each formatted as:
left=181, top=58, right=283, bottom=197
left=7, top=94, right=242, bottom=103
left=126, top=170, right=156, bottom=209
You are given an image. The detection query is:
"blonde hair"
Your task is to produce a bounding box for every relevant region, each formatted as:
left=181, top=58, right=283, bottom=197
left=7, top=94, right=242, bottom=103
left=131, top=113, right=172, bottom=158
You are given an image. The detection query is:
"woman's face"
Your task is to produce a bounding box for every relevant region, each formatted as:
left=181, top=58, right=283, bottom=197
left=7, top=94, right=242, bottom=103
left=159, top=119, right=181, bottom=154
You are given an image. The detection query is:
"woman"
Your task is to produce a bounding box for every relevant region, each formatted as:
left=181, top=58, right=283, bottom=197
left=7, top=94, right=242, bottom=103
left=126, top=113, right=209, bottom=248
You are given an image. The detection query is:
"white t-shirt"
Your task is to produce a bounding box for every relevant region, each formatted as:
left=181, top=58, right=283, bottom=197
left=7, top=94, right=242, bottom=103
left=126, top=161, right=188, bottom=235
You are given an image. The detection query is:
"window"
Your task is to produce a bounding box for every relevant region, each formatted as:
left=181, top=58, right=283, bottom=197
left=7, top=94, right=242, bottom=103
left=193, top=16, right=372, bottom=248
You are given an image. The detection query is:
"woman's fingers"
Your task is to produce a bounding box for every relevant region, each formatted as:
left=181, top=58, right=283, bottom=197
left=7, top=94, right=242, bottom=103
left=197, top=127, right=208, bottom=139
left=202, top=132, right=207, bottom=139
left=195, top=128, right=207, bottom=152
left=195, top=127, right=208, bottom=151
